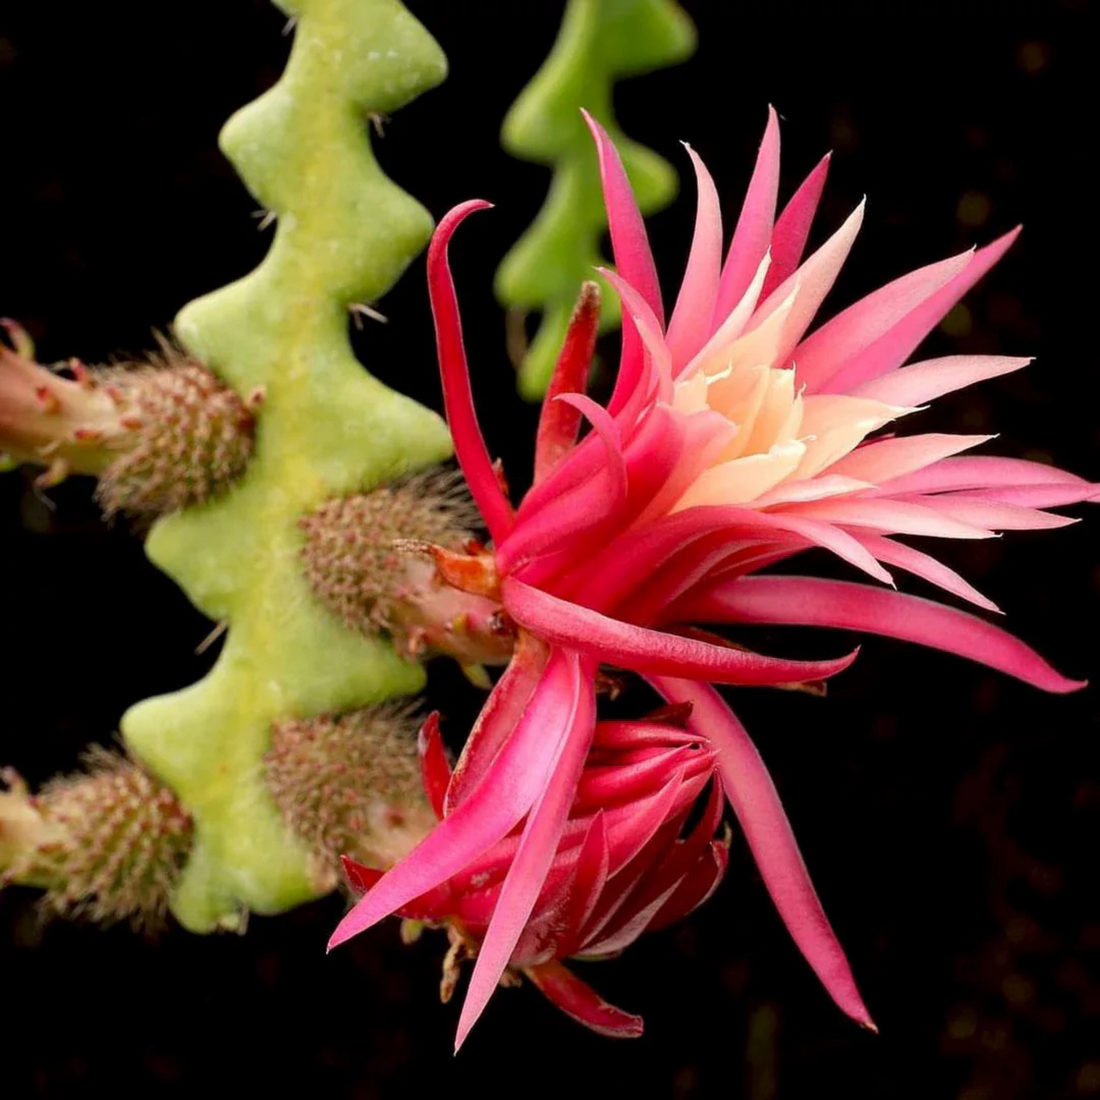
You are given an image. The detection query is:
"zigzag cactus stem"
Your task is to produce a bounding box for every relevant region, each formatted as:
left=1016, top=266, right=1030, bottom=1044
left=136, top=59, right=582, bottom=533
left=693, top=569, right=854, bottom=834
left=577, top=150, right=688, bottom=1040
left=118, top=0, right=454, bottom=931
left=299, top=470, right=515, bottom=668
left=264, top=705, right=435, bottom=891
left=0, top=322, right=257, bottom=512
left=0, top=751, right=193, bottom=929
left=495, top=0, right=695, bottom=398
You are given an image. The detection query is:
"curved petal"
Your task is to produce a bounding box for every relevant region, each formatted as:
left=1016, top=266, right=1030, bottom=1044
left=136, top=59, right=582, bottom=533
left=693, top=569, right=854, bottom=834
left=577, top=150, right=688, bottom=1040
left=535, top=282, right=601, bottom=483
left=525, top=960, right=644, bottom=1039
left=762, top=152, right=831, bottom=299
left=502, top=577, right=859, bottom=686
left=428, top=201, right=515, bottom=543
left=328, top=649, right=582, bottom=950
left=666, top=144, right=724, bottom=370
left=673, top=575, right=1086, bottom=693
left=649, top=677, right=876, bottom=1030
left=456, top=655, right=595, bottom=1051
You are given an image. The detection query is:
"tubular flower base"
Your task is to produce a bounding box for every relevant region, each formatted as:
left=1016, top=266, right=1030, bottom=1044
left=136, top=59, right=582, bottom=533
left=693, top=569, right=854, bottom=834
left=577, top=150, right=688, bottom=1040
left=329, top=110, right=1095, bottom=1047
left=342, top=710, right=726, bottom=1038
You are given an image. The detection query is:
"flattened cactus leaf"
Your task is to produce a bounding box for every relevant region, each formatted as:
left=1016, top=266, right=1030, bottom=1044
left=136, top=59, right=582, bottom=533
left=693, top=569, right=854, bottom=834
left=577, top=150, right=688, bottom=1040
left=122, top=0, right=451, bottom=932
left=495, top=0, right=695, bottom=399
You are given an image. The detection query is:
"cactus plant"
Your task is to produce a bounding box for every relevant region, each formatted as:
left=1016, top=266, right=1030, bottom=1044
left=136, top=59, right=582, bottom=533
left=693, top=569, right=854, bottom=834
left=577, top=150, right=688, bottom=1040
left=495, top=0, right=696, bottom=399
left=2, top=0, right=455, bottom=932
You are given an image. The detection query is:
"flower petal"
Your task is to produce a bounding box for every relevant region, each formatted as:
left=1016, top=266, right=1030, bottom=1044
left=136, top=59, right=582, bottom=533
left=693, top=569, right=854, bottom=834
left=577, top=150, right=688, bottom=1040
left=673, top=575, right=1086, bottom=693
left=502, top=577, right=859, bottom=686
left=649, top=677, right=876, bottom=1030
left=535, top=282, right=601, bottom=483
left=666, top=144, right=724, bottom=370
left=525, top=960, right=644, bottom=1039
left=428, top=201, right=515, bottom=543
left=328, top=649, right=582, bottom=950
left=714, top=106, right=781, bottom=323
left=762, top=152, right=831, bottom=299
left=456, top=659, right=595, bottom=1050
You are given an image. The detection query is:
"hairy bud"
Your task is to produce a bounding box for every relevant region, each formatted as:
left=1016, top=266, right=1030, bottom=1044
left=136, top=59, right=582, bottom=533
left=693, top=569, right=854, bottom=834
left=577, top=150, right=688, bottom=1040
left=265, top=706, right=436, bottom=890
left=0, top=321, right=257, bottom=515
left=0, top=749, right=193, bottom=929
left=299, top=470, right=515, bottom=667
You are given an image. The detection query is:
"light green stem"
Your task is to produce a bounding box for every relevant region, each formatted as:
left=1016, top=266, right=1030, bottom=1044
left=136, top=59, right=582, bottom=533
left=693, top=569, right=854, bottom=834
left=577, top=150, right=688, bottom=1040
left=495, top=0, right=695, bottom=399
left=122, top=0, right=450, bottom=931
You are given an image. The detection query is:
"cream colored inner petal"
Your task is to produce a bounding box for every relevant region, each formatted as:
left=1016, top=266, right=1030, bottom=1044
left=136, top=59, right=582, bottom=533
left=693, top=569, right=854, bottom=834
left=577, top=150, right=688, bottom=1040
left=672, top=439, right=807, bottom=510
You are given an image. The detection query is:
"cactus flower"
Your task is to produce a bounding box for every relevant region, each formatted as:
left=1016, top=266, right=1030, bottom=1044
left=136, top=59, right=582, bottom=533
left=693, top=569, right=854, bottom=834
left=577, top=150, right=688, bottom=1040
left=342, top=705, right=726, bottom=1037
left=330, top=110, right=1095, bottom=1047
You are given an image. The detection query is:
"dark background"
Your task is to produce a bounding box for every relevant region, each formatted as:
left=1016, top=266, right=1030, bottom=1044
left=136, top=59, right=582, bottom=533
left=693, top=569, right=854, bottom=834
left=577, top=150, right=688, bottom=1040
left=1, top=1, right=1098, bottom=1097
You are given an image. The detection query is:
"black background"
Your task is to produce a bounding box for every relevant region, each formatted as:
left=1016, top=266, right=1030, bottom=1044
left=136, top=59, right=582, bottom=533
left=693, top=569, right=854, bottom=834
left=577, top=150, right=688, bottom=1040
left=1, top=2, right=1098, bottom=1097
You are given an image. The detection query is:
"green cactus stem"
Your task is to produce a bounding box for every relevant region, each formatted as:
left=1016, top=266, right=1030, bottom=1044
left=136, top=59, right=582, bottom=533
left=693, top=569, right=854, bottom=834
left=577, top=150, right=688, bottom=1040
left=495, top=0, right=695, bottom=399
left=121, top=0, right=452, bottom=931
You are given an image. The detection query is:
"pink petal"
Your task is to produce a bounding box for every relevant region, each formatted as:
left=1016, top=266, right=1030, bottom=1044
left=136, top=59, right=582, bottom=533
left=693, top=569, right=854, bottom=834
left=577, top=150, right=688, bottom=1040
left=502, top=577, right=859, bottom=686
left=849, top=355, right=1031, bottom=406
left=853, top=532, right=1001, bottom=613
left=417, top=713, right=452, bottom=822
left=825, top=433, right=994, bottom=485
left=787, top=497, right=995, bottom=539
left=905, top=495, right=1079, bottom=531
left=820, top=227, right=1021, bottom=395
left=666, top=145, right=724, bottom=370
left=649, top=678, right=876, bottom=1030
left=794, top=248, right=974, bottom=393
left=446, top=633, right=548, bottom=813
left=525, top=960, right=644, bottom=1039
left=555, top=393, right=628, bottom=507
left=535, top=282, right=601, bottom=484
left=341, top=855, right=384, bottom=896
left=714, top=106, right=781, bottom=323
left=748, top=201, right=865, bottom=365
left=673, top=575, right=1086, bottom=693
left=328, top=650, right=583, bottom=950
left=762, top=152, right=831, bottom=299
left=582, top=111, right=664, bottom=325
left=428, top=201, right=515, bottom=544
left=456, top=665, right=596, bottom=1050
left=647, top=840, right=729, bottom=932
left=871, top=454, right=1091, bottom=498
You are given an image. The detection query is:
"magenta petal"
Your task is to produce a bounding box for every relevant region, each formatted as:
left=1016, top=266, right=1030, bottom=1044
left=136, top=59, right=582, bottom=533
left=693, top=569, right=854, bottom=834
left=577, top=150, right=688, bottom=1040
left=502, top=578, right=859, bottom=687
left=428, top=201, right=515, bottom=543
left=763, top=152, right=831, bottom=299
left=525, top=960, right=644, bottom=1039
left=446, top=633, right=548, bottom=813
left=328, top=650, right=582, bottom=951
left=341, top=855, right=384, bottom=897
left=582, top=111, right=665, bottom=326
left=650, top=677, right=877, bottom=1030
left=535, top=282, right=601, bottom=484
left=667, top=144, right=724, bottom=370
left=714, top=106, right=781, bottom=323
left=794, top=247, right=974, bottom=393
left=555, top=393, right=628, bottom=506
left=648, top=840, right=730, bottom=932
left=417, top=713, right=452, bottom=822
left=675, top=575, right=1086, bottom=693
left=820, top=226, right=1021, bottom=395
left=455, top=661, right=596, bottom=1050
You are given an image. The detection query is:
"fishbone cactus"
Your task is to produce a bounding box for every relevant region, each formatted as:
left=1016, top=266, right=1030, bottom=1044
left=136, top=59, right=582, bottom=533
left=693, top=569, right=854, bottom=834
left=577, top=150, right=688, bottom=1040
left=495, top=0, right=695, bottom=398
left=2, top=0, right=454, bottom=932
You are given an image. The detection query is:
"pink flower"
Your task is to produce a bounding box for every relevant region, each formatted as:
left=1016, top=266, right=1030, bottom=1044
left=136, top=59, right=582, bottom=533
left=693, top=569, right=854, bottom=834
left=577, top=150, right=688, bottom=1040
left=330, top=109, right=1096, bottom=1048
left=343, top=701, right=726, bottom=1038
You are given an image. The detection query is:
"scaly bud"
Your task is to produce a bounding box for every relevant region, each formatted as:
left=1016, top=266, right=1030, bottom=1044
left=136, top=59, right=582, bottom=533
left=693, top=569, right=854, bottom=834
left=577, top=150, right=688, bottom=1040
left=299, top=470, right=515, bottom=666
left=1, top=749, right=193, bottom=929
left=0, top=323, right=255, bottom=515
left=264, top=705, right=437, bottom=890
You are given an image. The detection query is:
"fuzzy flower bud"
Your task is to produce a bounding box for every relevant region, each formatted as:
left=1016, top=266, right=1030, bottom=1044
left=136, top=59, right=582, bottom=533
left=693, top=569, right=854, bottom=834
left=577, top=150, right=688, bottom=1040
left=0, top=749, right=193, bottom=929
left=264, top=705, right=437, bottom=891
left=299, top=470, right=515, bottom=668
left=0, top=321, right=258, bottom=515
